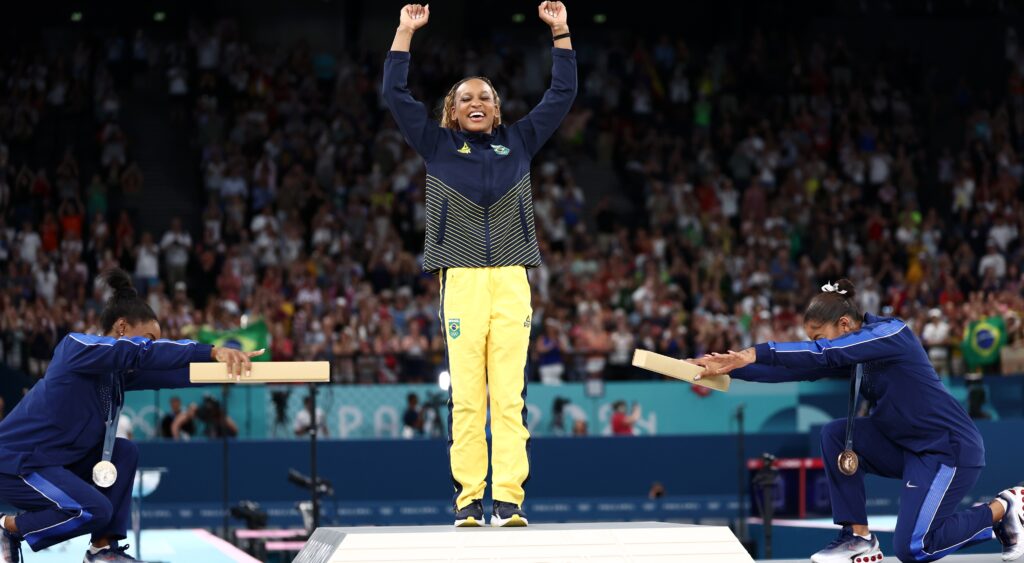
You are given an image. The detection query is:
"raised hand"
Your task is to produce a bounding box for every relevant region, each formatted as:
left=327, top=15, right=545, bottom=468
left=399, top=4, right=430, bottom=32
left=538, top=1, right=568, bottom=29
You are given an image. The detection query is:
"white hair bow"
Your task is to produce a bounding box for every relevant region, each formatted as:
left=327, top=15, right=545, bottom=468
left=821, top=281, right=848, bottom=295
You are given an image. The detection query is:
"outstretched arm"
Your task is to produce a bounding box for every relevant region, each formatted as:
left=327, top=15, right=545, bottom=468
left=383, top=4, right=443, bottom=160
left=511, top=2, right=578, bottom=156
left=728, top=362, right=850, bottom=383
left=61, top=334, right=213, bottom=375
left=687, top=352, right=848, bottom=383
left=125, top=347, right=266, bottom=390
left=693, top=320, right=909, bottom=377
left=755, top=319, right=909, bottom=370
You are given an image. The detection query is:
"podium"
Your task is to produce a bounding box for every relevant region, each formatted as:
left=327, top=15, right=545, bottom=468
left=292, top=521, right=753, bottom=563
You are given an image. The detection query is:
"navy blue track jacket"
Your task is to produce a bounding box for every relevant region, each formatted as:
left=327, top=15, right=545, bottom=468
left=0, top=334, right=213, bottom=474
left=382, top=48, right=577, bottom=272
left=732, top=313, right=985, bottom=467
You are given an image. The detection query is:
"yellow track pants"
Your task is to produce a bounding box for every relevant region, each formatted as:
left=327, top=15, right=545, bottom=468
left=439, top=266, right=532, bottom=510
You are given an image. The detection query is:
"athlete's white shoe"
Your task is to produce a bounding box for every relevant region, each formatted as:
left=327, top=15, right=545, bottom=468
left=810, top=527, right=883, bottom=563
left=995, top=487, right=1024, bottom=561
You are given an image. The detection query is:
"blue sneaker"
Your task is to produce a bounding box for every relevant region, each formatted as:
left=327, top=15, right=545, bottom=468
left=83, top=543, right=148, bottom=562
left=0, top=521, right=21, bottom=563
left=810, top=526, right=882, bottom=563
left=491, top=500, right=528, bottom=527
left=454, top=499, right=484, bottom=527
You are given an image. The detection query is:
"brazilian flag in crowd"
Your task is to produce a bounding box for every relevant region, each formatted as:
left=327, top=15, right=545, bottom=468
left=197, top=320, right=271, bottom=361
left=961, top=316, right=1006, bottom=369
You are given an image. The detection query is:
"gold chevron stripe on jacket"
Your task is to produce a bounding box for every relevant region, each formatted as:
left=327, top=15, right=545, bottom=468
left=423, top=172, right=541, bottom=272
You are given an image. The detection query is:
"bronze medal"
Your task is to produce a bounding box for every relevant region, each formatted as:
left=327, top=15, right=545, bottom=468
left=838, top=449, right=859, bottom=476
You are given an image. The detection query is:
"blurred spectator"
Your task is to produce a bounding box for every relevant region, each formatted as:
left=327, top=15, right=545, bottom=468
left=550, top=397, right=571, bottom=436
left=160, top=217, right=192, bottom=287
left=134, top=231, right=160, bottom=294
left=171, top=403, right=199, bottom=440
left=536, top=319, right=569, bottom=384
left=607, top=311, right=636, bottom=380
left=967, top=384, right=993, bottom=420
left=978, top=240, right=1007, bottom=280
left=921, top=308, right=952, bottom=373
left=293, top=395, right=328, bottom=437
left=399, top=318, right=430, bottom=383
left=161, top=396, right=193, bottom=439
left=173, top=397, right=238, bottom=439
left=401, top=393, right=422, bottom=438
left=610, top=400, right=641, bottom=436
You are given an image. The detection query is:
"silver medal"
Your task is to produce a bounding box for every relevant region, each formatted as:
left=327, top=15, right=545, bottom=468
left=92, top=460, right=117, bottom=488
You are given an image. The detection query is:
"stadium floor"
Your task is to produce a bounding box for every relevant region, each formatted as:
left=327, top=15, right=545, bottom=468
left=30, top=529, right=258, bottom=563
left=23, top=520, right=1006, bottom=562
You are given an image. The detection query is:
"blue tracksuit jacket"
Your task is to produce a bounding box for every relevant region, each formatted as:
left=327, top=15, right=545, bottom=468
left=382, top=48, right=577, bottom=272
left=0, top=334, right=213, bottom=475
left=733, top=313, right=984, bottom=467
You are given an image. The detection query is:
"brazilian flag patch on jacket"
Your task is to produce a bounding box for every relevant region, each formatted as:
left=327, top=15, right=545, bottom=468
left=448, top=318, right=461, bottom=339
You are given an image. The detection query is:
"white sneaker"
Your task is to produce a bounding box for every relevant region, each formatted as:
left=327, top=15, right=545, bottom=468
left=996, top=487, right=1024, bottom=561
left=811, top=527, right=883, bottom=563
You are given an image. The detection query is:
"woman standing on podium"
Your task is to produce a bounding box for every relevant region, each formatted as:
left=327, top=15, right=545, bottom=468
left=383, top=2, right=576, bottom=528
left=693, top=279, right=1023, bottom=563
left=0, top=268, right=259, bottom=563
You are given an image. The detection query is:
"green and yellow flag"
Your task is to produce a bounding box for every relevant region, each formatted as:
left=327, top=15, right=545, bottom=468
left=961, top=316, right=1006, bottom=370
left=197, top=319, right=271, bottom=361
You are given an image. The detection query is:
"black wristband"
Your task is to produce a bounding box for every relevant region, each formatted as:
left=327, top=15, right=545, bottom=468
left=552, top=32, right=571, bottom=42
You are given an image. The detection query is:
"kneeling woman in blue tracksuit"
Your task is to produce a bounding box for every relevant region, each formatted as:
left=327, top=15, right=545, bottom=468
left=0, top=268, right=260, bottom=563
left=693, top=279, right=1023, bottom=563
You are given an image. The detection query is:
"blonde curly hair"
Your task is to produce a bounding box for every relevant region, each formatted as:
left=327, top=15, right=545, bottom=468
left=440, top=76, right=502, bottom=130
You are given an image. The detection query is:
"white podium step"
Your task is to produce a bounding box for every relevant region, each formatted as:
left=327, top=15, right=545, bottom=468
left=293, top=522, right=754, bottom=563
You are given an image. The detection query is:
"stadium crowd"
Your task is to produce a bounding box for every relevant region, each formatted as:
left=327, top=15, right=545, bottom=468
left=1, top=20, right=1024, bottom=394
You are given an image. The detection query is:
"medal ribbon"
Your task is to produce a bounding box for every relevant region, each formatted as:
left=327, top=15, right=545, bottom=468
left=843, top=363, right=863, bottom=454
left=102, top=371, right=124, bottom=464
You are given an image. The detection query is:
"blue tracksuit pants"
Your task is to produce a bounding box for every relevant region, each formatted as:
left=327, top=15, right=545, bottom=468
left=0, top=438, right=137, bottom=551
left=820, top=419, right=995, bottom=562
